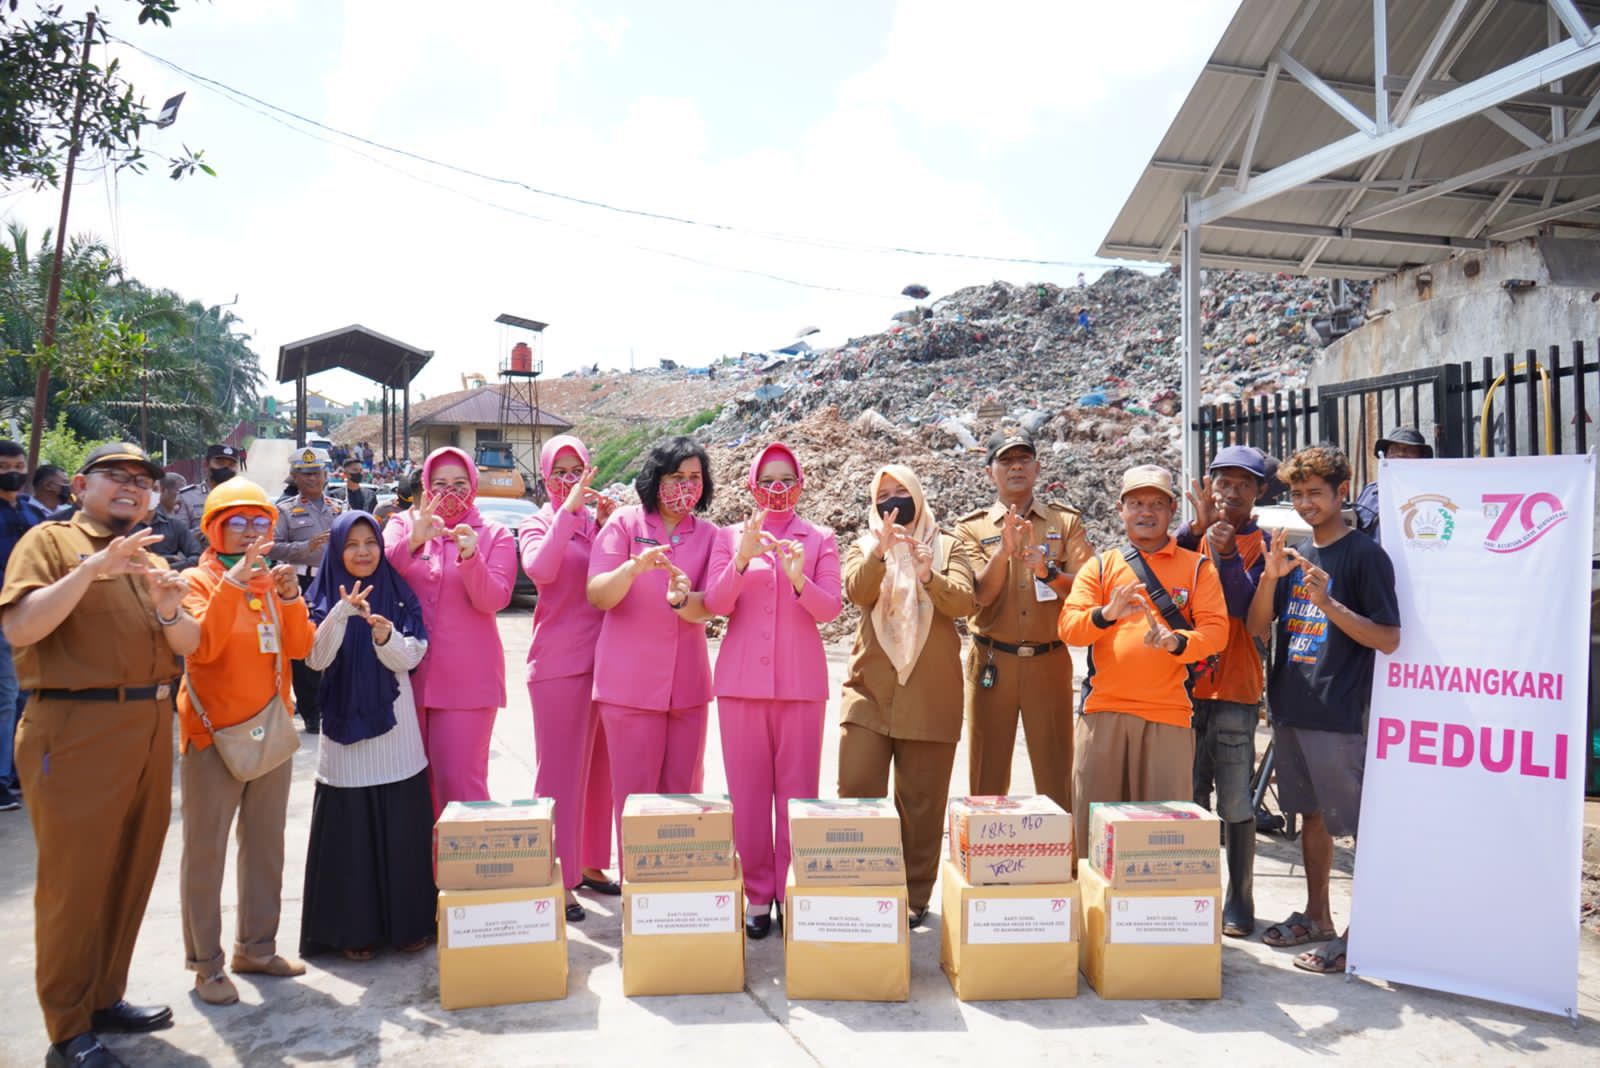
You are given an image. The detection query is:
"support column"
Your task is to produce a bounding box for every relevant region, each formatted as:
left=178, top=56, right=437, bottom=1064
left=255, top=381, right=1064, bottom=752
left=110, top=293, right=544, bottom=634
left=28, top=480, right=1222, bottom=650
left=1181, top=192, right=1202, bottom=517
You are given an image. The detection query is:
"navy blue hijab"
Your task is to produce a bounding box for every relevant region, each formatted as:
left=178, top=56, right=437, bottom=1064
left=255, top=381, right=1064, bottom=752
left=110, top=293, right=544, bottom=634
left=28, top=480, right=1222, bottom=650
left=306, top=511, right=428, bottom=746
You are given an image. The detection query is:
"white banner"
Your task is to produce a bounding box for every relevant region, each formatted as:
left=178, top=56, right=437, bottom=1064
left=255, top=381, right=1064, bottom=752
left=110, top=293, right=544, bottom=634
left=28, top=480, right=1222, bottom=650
left=1349, top=454, right=1593, bottom=1017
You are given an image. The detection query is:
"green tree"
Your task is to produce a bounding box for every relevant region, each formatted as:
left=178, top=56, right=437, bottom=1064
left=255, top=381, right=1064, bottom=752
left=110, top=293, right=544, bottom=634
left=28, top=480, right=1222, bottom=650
left=0, top=0, right=209, bottom=188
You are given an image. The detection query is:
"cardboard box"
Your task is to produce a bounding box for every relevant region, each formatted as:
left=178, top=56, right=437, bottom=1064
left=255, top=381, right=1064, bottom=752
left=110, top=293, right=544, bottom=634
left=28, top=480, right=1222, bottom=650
left=947, top=795, right=1074, bottom=885
left=784, top=871, right=909, bottom=1002
left=1078, top=860, right=1220, bottom=1000
left=939, top=861, right=1078, bottom=1001
left=438, top=863, right=567, bottom=1009
left=622, top=858, right=745, bottom=996
left=787, top=797, right=905, bottom=886
left=621, top=794, right=736, bottom=883
left=1086, top=801, right=1221, bottom=889
left=435, top=799, right=554, bottom=891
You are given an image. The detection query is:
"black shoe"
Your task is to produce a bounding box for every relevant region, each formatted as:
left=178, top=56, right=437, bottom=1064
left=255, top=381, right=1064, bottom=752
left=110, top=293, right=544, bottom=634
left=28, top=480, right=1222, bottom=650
left=578, top=875, right=622, bottom=896
left=907, top=906, right=929, bottom=930
left=565, top=902, right=586, bottom=922
left=46, top=1033, right=126, bottom=1067
left=303, top=722, right=320, bottom=735
left=91, top=1000, right=173, bottom=1033
left=745, top=905, right=773, bottom=940
left=774, top=901, right=783, bottom=931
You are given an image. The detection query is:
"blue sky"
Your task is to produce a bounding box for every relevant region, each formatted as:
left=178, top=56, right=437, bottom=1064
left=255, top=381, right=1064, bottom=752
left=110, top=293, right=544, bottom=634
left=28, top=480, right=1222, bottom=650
left=1, top=0, right=1237, bottom=405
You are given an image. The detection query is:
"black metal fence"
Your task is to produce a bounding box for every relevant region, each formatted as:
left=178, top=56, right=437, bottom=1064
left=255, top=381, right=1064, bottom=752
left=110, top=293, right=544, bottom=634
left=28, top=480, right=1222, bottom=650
left=1194, top=338, right=1599, bottom=487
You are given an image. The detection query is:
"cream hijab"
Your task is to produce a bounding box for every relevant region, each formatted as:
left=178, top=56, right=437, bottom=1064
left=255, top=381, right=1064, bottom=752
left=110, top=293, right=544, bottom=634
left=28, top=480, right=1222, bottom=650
left=857, top=463, right=942, bottom=685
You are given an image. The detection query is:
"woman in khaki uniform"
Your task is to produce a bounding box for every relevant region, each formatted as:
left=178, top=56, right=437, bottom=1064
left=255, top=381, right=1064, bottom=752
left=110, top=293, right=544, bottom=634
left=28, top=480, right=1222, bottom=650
left=838, top=464, right=975, bottom=928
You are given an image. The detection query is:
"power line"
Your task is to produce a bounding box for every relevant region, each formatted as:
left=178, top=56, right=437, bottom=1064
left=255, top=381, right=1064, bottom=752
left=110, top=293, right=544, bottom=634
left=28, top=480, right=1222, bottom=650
left=114, top=36, right=1133, bottom=273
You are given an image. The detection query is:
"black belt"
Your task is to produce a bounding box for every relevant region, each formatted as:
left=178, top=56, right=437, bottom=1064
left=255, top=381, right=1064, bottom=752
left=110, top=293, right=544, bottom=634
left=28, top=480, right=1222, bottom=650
left=34, top=683, right=175, bottom=703
left=973, top=635, right=1064, bottom=658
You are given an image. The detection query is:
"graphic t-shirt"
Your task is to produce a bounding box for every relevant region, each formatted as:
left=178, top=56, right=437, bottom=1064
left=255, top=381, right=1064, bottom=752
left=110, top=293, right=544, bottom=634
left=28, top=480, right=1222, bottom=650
left=1267, top=530, right=1400, bottom=735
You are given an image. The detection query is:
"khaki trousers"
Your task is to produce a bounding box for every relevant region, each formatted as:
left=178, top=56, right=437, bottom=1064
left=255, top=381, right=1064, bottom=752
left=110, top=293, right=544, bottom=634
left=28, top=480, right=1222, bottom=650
left=1071, top=711, right=1194, bottom=864
left=16, top=695, right=173, bottom=1043
left=964, top=642, right=1074, bottom=812
left=837, top=723, right=956, bottom=911
left=180, top=742, right=294, bottom=974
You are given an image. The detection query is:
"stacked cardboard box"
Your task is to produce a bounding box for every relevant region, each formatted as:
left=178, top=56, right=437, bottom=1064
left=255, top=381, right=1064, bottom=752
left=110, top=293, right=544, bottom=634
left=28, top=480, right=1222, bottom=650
left=784, top=798, right=909, bottom=1001
left=941, top=796, right=1078, bottom=1000
left=434, top=799, right=567, bottom=1009
left=1079, top=801, right=1223, bottom=1000
left=620, top=794, right=744, bottom=996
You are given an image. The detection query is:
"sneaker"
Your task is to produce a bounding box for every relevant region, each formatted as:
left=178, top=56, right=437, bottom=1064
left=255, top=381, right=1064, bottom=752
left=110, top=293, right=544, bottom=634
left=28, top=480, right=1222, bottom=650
left=194, top=972, right=239, bottom=1006
left=0, top=791, right=19, bottom=812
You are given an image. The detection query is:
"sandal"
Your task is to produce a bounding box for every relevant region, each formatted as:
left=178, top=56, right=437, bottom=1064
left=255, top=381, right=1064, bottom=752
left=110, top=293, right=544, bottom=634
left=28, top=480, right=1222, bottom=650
left=1262, top=911, right=1334, bottom=947
left=398, top=938, right=429, bottom=953
left=342, top=947, right=376, bottom=962
left=1294, top=935, right=1348, bottom=974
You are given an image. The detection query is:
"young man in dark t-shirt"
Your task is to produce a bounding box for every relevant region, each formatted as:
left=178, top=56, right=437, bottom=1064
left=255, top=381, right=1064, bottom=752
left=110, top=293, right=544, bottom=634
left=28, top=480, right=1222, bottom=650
left=1247, top=445, right=1400, bottom=975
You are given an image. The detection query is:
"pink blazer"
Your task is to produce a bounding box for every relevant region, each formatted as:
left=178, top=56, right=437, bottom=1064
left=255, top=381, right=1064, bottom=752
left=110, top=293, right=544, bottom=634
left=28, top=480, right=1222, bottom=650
left=588, top=505, right=716, bottom=711
left=703, top=515, right=841, bottom=701
left=384, top=508, right=517, bottom=709
left=520, top=504, right=604, bottom=682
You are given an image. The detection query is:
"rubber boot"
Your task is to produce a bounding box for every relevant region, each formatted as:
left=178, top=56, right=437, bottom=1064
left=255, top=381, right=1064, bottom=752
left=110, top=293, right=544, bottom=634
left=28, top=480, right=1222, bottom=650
left=1222, top=819, right=1256, bottom=938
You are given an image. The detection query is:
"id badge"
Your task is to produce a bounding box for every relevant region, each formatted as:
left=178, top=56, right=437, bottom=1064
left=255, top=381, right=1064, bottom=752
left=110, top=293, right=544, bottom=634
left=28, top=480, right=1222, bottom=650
left=257, top=623, right=280, bottom=654
left=1033, top=554, right=1059, bottom=602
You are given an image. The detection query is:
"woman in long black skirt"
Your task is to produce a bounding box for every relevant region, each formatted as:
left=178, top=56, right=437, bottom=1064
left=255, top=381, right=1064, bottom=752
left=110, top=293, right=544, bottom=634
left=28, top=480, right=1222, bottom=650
left=300, top=511, right=434, bottom=960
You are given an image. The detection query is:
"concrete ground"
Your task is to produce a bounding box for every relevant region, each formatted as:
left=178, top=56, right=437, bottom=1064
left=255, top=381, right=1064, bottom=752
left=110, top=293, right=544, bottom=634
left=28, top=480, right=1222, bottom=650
left=2, top=604, right=1598, bottom=1067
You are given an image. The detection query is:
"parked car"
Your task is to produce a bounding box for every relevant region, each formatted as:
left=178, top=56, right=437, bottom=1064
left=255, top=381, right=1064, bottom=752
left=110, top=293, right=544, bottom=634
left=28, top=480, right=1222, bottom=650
left=473, top=496, right=539, bottom=602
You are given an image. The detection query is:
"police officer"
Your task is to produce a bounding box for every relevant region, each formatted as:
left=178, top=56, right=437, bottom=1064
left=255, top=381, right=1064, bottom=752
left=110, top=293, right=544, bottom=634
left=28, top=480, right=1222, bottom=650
left=269, top=448, right=342, bottom=734
left=954, top=430, right=1094, bottom=813
left=174, top=444, right=243, bottom=547
left=1, top=442, right=199, bottom=1068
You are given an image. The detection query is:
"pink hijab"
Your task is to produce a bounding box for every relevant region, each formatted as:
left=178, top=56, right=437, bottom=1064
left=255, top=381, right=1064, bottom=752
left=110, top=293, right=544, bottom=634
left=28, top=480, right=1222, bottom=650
left=422, top=446, right=484, bottom=529
left=539, top=434, right=589, bottom=481
left=748, top=442, right=803, bottom=533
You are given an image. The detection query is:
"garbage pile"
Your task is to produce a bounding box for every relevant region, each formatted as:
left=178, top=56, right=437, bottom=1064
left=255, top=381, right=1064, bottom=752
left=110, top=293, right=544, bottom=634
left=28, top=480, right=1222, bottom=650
left=696, top=266, right=1366, bottom=640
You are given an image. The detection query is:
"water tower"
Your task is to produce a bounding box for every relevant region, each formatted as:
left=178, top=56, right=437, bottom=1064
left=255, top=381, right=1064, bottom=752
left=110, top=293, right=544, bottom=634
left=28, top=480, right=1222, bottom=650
left=491, top=312, right=546, bottom=490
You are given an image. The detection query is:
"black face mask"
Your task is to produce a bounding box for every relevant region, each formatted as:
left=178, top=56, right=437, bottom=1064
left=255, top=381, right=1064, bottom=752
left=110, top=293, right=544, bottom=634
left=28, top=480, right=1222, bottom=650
left=0, top=471, right=27, bottom=492
left=346, top=472, right=361, bottom=484
left=208, top=466, right=235, bottom=486
left=876, top=495, right=915, bottom=527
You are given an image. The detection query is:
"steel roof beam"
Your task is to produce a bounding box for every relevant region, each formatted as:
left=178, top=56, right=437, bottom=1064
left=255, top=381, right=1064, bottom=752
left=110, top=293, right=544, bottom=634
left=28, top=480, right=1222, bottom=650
left=1203, top=61, right=1593, bottom=113
left=1548, top=0, right=1597, bottom=43
left=1275, top=47, right=1379, bottom=134
left=1206, top=216, right=1494, bottom=247
left=1100, top=242, right=1398, bottom=278
left=1487, top=188, right=1600, bottom=233
left=1196, top=33, right=1600, bottom=224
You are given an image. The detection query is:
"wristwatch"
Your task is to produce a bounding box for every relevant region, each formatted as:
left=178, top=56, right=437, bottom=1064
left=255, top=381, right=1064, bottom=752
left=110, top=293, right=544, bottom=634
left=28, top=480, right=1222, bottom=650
left=1040, top=560, right=1060, bottom=582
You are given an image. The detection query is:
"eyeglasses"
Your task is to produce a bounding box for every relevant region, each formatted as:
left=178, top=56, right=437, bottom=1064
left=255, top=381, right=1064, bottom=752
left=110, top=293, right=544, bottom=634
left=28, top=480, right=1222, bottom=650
left=993, top=455, right=1036, bottom=469
left=223, top=515, right=274, bottom=534
left=92, top=469, right=155, bottom=490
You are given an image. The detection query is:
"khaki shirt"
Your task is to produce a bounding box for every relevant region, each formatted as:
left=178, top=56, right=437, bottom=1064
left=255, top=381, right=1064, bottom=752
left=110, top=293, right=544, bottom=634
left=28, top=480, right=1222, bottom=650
left=0, top=512, right=181, bottom=690
left=839, top=532, right=976, bottom=744
left=269, top=493, right=343, bottom=570
left=954, top=498, right=1094, bottom=645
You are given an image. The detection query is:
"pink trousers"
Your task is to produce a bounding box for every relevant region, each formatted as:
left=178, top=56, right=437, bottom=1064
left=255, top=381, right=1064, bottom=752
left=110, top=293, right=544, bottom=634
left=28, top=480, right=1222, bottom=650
left=422, top=706, right=496, bottom=820
left=718, top=698, right=825, bottom=907
left=530, top=674, right=615, bottom=888
left=597, top=701, right=708, bottom=842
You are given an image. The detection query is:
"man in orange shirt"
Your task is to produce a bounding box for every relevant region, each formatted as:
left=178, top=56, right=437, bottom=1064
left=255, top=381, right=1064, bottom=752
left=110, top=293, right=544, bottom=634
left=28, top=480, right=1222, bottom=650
left=1060, top=465, right=1228, bottom=859
left=1177, top=445, right=1272, bottom=937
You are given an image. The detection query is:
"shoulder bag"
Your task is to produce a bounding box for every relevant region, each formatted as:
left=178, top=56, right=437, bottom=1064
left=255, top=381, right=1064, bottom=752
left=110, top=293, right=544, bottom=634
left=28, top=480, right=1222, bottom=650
left=183, top=592, right=301, bottom=781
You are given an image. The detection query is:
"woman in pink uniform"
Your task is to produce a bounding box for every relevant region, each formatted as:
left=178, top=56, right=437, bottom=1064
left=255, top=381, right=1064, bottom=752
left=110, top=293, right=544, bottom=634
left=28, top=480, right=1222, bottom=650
left=587, top=436, right=718, bottom=856
left=520, top=434, right=620, bottom=922
left=384, top=447, right=517, bottom=816
left=704, top=443, right=841, bottom=939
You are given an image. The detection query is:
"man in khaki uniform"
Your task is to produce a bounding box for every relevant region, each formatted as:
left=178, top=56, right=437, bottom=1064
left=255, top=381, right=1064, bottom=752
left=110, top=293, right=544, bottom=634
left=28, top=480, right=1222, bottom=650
left=1, top=443, right=199, bottom=1068
left=955, top=431, right=1093, bottom=812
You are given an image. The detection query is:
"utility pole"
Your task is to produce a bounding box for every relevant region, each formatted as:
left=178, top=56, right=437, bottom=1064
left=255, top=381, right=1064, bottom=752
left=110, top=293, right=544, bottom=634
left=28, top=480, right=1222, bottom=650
left=27, top=10, right=96, bottom=468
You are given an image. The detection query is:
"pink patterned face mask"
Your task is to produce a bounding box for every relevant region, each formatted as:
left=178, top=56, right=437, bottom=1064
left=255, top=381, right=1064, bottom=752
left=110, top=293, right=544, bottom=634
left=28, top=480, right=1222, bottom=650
left=751, top=479, right=801, bottom=513
left=434, top=485, right=472, bottom=522
left=659, top=479, right=702, bottom=515
left=546, top=471, right=581, bottom=509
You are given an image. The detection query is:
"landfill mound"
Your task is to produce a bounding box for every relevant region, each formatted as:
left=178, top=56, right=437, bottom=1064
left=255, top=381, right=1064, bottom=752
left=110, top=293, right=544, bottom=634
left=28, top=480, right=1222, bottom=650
left=695, top=266, right=1365, bottom=640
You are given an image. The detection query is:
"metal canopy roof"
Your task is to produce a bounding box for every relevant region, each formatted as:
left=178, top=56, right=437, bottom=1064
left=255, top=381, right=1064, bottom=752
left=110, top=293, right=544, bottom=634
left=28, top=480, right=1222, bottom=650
left=1101, top=0, right=1600, bottom=278
left=275, top=325, right=433, bottom=388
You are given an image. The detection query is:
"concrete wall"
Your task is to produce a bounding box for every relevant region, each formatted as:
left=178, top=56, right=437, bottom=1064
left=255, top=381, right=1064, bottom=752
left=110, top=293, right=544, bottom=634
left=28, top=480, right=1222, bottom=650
left=1311, top=237, right=1599, bottom=387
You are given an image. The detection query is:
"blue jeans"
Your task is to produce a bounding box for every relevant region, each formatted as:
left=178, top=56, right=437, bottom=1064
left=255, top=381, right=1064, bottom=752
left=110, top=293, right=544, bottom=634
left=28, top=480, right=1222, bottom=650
left=0, top=632, right=19, bottom=794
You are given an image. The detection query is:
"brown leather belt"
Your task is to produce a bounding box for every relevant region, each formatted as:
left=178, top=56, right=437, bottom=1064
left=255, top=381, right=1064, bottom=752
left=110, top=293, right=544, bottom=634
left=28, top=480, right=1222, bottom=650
left=34, top=683, right=174, bottom=702
left=973, top=635, right=1064, bottom=658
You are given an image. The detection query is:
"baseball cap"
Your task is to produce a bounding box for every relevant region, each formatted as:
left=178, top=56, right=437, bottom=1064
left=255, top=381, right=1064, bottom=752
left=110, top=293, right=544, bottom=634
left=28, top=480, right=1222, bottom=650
left=291, top=448, right=325, bottom=472
left=204, top=443, right=241, bottom=462
left=1120, top=464, right=1177, bottom=502
left=1207, top=445, right=1268, bottom=480
left=78, top=442, right=163, bottom=480
left=1375, top=426, right=1434, bottom=458
left=985, top=429, right=1037, bottom=465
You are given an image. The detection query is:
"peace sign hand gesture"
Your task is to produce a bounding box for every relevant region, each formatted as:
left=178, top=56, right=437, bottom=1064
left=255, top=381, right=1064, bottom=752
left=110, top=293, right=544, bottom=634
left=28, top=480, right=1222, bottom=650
left=340, top=580, right=373, bottom=618
left=409, top=492, right=448, bottom=550
left=561, top=466, right=602, bottom=515
left=1140, top=599, right=1180, bottom=653
left=735, top=509, right=770, bottom=571
left=225, top=538, right=274, bottom=587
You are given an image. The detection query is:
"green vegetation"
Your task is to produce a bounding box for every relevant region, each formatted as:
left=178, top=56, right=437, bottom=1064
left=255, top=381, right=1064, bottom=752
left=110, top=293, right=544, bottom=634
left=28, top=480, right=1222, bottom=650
left=584, top=405, right=723, bottom=488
